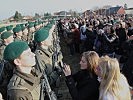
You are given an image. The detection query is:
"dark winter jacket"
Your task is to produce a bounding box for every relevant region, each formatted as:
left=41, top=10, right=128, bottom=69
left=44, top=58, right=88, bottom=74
left=65, top=69, right=99, bottom=100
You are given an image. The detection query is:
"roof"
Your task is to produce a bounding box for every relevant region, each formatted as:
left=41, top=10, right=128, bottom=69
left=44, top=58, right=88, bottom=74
left=105, top=6, right=122, bottom=15
left=23, top=16, right=33, bottom=20
left=54, top=11, right=70, bottom=15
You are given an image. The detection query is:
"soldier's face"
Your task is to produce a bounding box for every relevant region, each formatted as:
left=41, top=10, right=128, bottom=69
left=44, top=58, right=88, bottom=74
left=43, top=37, right=52, bottom=46
left=17, top=31, right=23, bottom=37
left=19, top=48, right=36, bottom=67
left=23, top=28, right=28, bottom=35
left=6, top=35, right=14, bottom=43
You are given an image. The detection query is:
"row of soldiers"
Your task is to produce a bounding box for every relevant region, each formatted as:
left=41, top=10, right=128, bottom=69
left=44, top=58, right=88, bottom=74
left=0, top=19, right=63, bottom=100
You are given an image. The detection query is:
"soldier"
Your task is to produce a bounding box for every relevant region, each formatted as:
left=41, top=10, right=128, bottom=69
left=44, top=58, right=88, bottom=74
left=27, top=23, right=35, bottom=43
left=27, top=23, right=37, bottom=52
left=0, top=27, right=6, bottom=46
left=0, top=31, right=14, bottom=100
left=3, top=41, right=43, bottom=100
left=21, top=25, right=28, bottom=42
left=0, top=31, right=14, bottom=61
left=34, top=29, right=61, bottom=86
left=13, top=26, right=23, bottom=41
left=0, top=27, right=6, bottom=34
left=6, top=25, right=13, bottom=33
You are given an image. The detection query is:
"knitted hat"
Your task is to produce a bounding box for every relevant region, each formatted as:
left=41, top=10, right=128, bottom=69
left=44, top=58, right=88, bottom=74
left=34, top=29, right=49, bottom=42
left=1, top=31, right=13, bottom=39
left=4, top=41, right=29, bottom=61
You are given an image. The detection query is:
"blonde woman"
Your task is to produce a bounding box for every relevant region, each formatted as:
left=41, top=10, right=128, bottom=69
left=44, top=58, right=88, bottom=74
left=96, top=56, right=131, bottom=100
left=63, top=51, right=100, bottom=100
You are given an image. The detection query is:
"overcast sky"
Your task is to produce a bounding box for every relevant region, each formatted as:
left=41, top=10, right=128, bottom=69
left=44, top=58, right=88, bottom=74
left=0, top=0, right=132, bottom=20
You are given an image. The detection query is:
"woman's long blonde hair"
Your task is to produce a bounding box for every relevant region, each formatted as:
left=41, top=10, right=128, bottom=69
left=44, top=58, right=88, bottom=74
left=82, top=51, right=99, bottom=72
left=99, top=56, right=131, bottom=100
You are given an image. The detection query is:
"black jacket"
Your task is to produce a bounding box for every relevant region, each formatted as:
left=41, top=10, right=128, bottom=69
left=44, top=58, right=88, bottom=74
left=65, top=69, right=99, bottom=100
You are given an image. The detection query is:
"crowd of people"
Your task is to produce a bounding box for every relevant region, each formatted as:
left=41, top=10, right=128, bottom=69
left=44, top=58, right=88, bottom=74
left=57, top=14, right=133, bottom=100
left=0, top=13, right=133, bottom=100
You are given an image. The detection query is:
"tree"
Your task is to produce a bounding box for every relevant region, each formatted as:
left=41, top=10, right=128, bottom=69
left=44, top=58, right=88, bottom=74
left=34, top=13, right=41, bottom=20
left=14, top=11, right=22, bottom=21
left=44, top=12, right=51, bottom=19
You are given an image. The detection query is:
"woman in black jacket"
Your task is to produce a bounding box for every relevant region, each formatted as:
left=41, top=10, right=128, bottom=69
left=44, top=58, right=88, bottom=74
left=63, top=51, right=100, bottom=100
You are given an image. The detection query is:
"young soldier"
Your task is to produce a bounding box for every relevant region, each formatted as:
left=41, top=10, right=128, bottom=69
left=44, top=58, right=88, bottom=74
left=0, top=31, right=14, bottom=100
left=4, top=41, right=43, bottom=100
left=13, top=26, right=23, bottom=41
left=34, top=29, right=61, bottom=85
left=0, top=31, right=14, bottom=61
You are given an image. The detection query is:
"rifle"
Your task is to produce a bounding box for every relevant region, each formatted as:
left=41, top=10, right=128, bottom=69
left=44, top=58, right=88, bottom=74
left=40, top=69, right=57, bottom=100
left=52, top=24, right=63, bottom=70
left=37, top=55, right=57, bottom=100
left=0, top=60, right=5, bottom=83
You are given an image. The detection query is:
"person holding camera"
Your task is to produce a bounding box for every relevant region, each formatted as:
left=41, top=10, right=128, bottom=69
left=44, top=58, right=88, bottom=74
left=63, top=51, right=100, bottom=100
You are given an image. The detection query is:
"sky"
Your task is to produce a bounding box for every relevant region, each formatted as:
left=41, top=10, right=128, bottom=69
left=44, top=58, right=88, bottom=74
left=0, top=0, right=133, bottom=20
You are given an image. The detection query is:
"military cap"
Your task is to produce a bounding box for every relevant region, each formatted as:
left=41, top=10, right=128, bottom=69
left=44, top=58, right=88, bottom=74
left=16, top=24, right=21, bottom=27
left=34, top=23, right=38, bottom=26
left=20, top=24, right=24, bottom=27
left=4, top=41, right=29, bottom=61
left=13, top=26, right=22, bottom=33
left=38, top=21, right=42, bottom=25
left=10, top=25, right=13, bottom=28
left=1, top=31, right=13, bottom=39
left=0, top=27, right=6, bottom=33
left=28, top=23, right=34, bottom=28
left=6, top=26, right=12, bottom=31
left=21, top=25, right=26, bottom=31
left=34, top=29, right=49, bottom=42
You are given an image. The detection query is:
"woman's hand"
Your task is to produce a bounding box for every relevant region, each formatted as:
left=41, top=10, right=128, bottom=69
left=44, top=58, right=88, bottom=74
left=63, top=64, right=71, bottom=76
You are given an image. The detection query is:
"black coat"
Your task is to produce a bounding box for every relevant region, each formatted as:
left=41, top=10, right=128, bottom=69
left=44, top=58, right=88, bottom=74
left=65, top=69, right=99, bottom=100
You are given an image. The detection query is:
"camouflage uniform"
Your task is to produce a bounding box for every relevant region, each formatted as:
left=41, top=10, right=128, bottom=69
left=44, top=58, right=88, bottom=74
left=7, top=68, right=42, bottom=100
left=22, top=34, right=28, bottom=42
left=35, top=46, right=60, bottom=86
left=0, top=44, right=6, bottom=62
left=14, top=37, right=22, bottom=42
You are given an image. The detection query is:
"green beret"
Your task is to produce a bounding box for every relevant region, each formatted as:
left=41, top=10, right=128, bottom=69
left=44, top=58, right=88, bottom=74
left=16, top=24, right=21, bottom=27
left=4, top=41, right=29, bottom=61
left=1, top=32, right=13, bottom=39
left=21, top=25, right=26, bottom=31
left=28, top=24, right=34, bottom=28
left=38, top=21, right=42, bottom=25
left=34, top=23, right=38, bottom=26
left=34, top=29, right=49, bottom=42
left=0, top=27, right=6, bottom=33
left=13, top=26, right=22, bottom=33
left=10, top=25, right=13, bottom=28
left=6, top=26, right=12, bottom=31
left=20, top=24, right=24, bottom=27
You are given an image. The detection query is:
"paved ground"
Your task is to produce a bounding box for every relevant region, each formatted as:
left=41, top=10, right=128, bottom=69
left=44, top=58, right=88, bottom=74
left=58, top=35, right=80, bottom=100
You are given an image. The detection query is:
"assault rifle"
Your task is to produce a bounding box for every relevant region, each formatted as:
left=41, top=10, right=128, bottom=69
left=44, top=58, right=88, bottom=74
left=52, top=24, right=63, bottom=70
left=40, top=69, right=57, bottom=100
left=39, top=60, right=57, bottom=100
